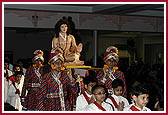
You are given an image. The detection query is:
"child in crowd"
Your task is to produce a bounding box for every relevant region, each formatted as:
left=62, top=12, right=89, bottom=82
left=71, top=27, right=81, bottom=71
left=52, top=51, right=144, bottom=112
left=9, top=64, right=24, bottom=87
left=76, top=72, right=97, bottom=111
left=17, top=59, right=27, bottom=75
left=21, top=50, right=44, bottom=111
left=96, top=46, right=127, bottom=97
left=4, top=59, right=13, bottom=103
left=123, top=84, right=151, bottom=111
left=106, top=79, right=129, bottom=111
left=84, top=85, right=114, bottom=111
left=6, top=71, right=23, bottom=111
left=37, top=48, right=78, bottom=111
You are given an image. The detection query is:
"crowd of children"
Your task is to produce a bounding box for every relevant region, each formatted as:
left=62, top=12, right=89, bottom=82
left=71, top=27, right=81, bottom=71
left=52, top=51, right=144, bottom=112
left=4, top=46, right=160, bottom=112
left=3, top=17, right=164, bottom=112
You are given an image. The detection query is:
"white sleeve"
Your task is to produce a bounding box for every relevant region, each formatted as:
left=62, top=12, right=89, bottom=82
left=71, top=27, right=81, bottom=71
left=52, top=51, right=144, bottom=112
left=123, top=106, right=131, bottom=111
left=7, top=84, right=16, bottom=97
left=105, top=98, right=112, bottom=104
left=144, top=107, right=151, bottom=111
left=108, top=104, right=114, bottom=111
left=105, top=98, right=116, bottom=111
left=84, top=105, right=94, bottom=111
left=76, top=96, right=83, bottom=111
left=122, top=97, right=129, bottom=107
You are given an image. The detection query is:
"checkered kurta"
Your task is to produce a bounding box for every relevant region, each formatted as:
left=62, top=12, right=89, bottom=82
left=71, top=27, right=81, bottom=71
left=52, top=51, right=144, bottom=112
left=68, top=74, right=85, bottom=110
left=96, top=69, right=127, bottom=97
left=37, top=71, right=78, bottom=111
left=21, top=66, right=43, bottom=110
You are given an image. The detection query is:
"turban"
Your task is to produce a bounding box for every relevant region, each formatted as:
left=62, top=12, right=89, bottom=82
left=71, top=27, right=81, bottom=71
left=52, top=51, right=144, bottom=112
left=32, top=50, right=44, bottom=63
left=48, top=48, right=64, bottom=65
left=104, top=46, right=119, bottom=63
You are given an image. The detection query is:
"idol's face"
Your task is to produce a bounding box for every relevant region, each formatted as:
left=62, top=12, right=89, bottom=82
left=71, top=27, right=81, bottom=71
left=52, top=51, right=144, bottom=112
left=60, top=24, right=68, bottom=33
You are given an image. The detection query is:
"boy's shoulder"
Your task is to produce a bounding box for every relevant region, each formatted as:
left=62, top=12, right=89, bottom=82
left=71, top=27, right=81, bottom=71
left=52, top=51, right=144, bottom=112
left=102, top=101, right=113, bottom=107
left=123, top=104, right=133, bottom=111
left=123, top=104, right=151, bottom=111
left=143, top=106, right=151, bottom=111
left=119, top=95, right=128, bottom=102
left=77, top=93, right=84, bottom=99
left=84, top=103, right=95, bottom=111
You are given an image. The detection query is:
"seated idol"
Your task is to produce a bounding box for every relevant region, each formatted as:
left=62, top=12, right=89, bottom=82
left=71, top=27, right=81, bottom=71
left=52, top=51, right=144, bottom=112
left=52, top=17, right=84, bottom=65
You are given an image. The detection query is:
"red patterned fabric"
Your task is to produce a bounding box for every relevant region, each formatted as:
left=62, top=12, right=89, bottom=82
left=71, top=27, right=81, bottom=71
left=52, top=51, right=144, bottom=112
left=37, top=71, right=78, bottom=111
left=21, top=66, right=43, bottom=110
left=96, top=69, right=127, bottom=97
left=69, top=75, right=85, bottom=110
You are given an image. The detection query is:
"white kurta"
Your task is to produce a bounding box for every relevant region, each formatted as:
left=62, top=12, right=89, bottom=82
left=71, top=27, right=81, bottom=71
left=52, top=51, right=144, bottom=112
left=6, top=82, right=23, bottom=111
left=8, top=75, right=24, bottom=88
left=84, top=102, right=113, bottom=111
left=4, top=69, right=13, bottom=103
left=123, top=104, right=151, bottom=111
left=9, top=64, right=13, bottom=71
left=76, top=91, right=92, bottom=111
left=106, top=94, right=129, bottom=111
left=22, top=68, right=27, bottom=75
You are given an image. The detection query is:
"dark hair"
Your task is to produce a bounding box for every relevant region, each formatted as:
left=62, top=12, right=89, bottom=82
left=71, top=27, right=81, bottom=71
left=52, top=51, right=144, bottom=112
left=14, top=71, right=23, bottom=77
left=92, top=85, right=108, bottom=99
left=131, top=84, right=149, bottom=97
left=83, top=76, right=97, bottom=85
left=92, top=85, right=106, bottom=94
left=13, top=64, right=22, bottom=72
left=4, top=58, right=10, bottom=63
left=54, top=17, right=71, bottom=37
left=112, top=79, right=124, bottom=89
left=83, top=71, right=98, bottom=85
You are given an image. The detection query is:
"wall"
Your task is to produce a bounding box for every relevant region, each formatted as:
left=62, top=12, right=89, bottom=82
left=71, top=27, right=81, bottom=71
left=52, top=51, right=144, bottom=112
left=4, top=30, right=53, bottom=64
left=4, top=10, right=164, bottom=32
left=4, top=10, right=164, bottom=66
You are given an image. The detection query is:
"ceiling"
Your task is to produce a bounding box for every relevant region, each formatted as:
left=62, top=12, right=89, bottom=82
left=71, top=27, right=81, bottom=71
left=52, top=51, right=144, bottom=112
left=4, top=3, right=164, bottom=18
left=4, top=3, right=164, bottom=37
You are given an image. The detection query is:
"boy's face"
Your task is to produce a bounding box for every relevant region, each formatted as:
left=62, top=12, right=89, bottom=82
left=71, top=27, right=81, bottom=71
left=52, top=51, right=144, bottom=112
left=113, top=86, right=123, bottom=96
left=15, top=74, right=22, bottom=83
left=133, top=94, right=149, bottom=109
left=14, top=66, right=21, bottom=72
left=35, top=58, right=42, bottom=66
left=85, top=82, right=96, bottom=95
left=4, top=62, right=9, bottom=69
left=105, top=58, right=117, bottom=69
left=93, top=87, right=106, bottom=103
left=52, top=59, right=63, bottom=71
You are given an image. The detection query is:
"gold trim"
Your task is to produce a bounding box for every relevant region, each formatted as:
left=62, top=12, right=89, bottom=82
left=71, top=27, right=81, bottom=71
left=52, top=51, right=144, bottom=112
left=65, top=65, right=91, bottom=69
